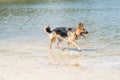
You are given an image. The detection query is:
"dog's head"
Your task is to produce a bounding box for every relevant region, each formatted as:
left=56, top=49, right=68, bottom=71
left=76, top=23, right=88, bottom=37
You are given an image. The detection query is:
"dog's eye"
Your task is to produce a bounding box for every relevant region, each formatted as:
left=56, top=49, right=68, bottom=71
left=83, top=28, right=85, bottom=30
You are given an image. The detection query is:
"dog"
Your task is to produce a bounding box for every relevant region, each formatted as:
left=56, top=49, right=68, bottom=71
left=44, top=23, right=88, bottom=51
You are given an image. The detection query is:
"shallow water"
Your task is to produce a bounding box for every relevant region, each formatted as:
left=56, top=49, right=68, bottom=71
left=0, top=0, right=120, bottom=66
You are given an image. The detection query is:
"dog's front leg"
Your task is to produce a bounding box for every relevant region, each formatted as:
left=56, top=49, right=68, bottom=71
left=62, top=41, right=70, bottom=51
left=69, top=41, right=81, bottom=51
left=67, top=41, right=70, bottom=51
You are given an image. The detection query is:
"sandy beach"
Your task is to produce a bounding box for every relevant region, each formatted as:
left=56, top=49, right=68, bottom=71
left=0, top=39, right=120, bottom=80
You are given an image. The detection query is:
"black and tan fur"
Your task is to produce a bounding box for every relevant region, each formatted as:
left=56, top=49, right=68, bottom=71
left=44, top=23, right=88, bottom=51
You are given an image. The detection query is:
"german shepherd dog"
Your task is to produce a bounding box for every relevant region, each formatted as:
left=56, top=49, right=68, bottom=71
left=44, top=23, right=88, bottom=51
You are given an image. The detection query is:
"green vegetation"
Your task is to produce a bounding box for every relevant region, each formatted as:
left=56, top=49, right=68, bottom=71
left=0, top=0, right=49, bottom=5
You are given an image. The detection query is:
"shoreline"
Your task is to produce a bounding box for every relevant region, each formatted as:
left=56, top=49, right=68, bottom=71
left=0, top=42, right=120, bottom=80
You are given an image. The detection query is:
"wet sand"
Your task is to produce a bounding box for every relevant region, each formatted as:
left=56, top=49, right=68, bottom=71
left=0, top=40, right=120, bottom=80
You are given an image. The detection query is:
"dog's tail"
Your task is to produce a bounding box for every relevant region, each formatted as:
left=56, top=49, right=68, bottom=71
left=44, top=25, right=52, bottom=34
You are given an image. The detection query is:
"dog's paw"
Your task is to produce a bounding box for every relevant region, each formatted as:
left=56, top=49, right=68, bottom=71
left=78, top=50, right=82, bottom=51
left=78, top=48, right=82, bottom=51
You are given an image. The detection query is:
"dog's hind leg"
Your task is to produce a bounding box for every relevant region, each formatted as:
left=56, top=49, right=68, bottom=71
left=57, top=39, right=63, bottom=49
left=50, top=32, right=57, bottom=49
left=50, top=38, right=56, bottom=49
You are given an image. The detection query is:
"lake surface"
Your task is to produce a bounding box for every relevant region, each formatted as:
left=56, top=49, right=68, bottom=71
left=0, top=0, right=120, bottom=66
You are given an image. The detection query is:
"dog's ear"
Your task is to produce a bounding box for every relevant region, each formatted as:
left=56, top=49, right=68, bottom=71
left=79, top=23, right=82, bottom=26
left=79, top=23, right=84, bottom=26
left=78, top=23, right=84, bottom=28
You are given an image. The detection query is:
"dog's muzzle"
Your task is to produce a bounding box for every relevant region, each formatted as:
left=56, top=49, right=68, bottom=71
left=81, top=31, right=89, bottom=34
left=85, top=31, right=89, bottom=34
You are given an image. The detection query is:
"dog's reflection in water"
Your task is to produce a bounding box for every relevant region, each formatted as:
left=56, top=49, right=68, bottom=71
left=48, top=50, right=81, bottom=66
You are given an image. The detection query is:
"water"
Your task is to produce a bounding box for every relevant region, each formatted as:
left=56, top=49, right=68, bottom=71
left=0, top=0, right=120, bottom=66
